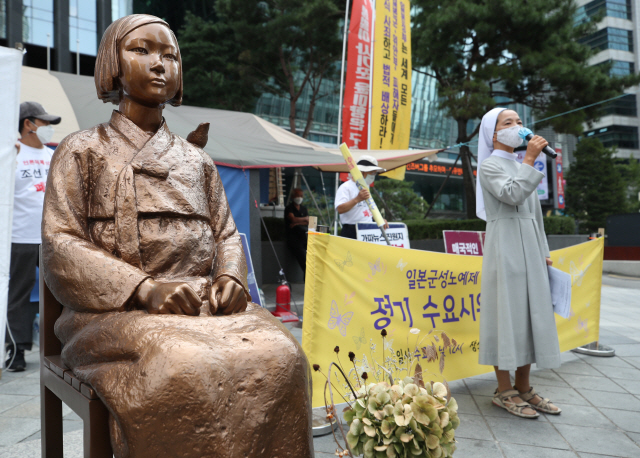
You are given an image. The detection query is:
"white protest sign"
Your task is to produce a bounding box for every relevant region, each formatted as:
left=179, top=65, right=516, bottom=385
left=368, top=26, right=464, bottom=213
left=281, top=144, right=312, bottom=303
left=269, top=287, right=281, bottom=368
left=356, top=222, right=410, bottom=248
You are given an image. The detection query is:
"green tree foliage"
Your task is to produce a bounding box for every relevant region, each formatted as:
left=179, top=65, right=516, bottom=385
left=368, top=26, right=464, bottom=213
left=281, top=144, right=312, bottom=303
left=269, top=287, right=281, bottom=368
left=565, top=138, right=627, bottom=232
left=132, top=0, right=215, bottom=33
left=178, top=13, right=261, bottom=111
left=615, top=156, right=640, bottom=213
left=216, top=0, right=343, bottom=137
left=371, top=178, right=429, bottom=221
left=411, top=0, right=640, bottom=219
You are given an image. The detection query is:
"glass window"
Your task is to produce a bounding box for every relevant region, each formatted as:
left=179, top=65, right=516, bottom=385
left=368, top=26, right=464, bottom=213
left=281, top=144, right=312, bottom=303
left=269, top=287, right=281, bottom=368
left=579, top=27, right=633, bottom=52
left=596, top=59, right=635, bottom=76
left=584, top=124, right=639, bottom=148
left=0, top=1, right=5, bottom=39
left=22, top=0, right=54, bottom=47
left=602, top=94, right=637, bottom=116
left=575, top=0, right=631, bottom=25
left=69, top=0, right=97, bottom=55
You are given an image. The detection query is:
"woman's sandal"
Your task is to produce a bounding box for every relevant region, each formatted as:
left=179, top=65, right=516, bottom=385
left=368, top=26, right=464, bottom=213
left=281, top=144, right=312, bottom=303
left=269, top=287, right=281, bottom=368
left=515, top=386, right=562, bottom=415
left=492, top=389, right=539, bottom=419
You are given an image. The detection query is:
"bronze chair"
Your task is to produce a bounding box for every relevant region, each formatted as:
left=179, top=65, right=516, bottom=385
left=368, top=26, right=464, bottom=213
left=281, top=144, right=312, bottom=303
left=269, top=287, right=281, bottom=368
left=39, top=255, right=113, bottom=458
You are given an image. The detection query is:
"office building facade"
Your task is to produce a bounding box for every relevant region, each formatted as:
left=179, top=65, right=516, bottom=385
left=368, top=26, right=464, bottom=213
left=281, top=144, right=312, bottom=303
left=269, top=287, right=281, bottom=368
left=576, top=0, right=640, bottom=159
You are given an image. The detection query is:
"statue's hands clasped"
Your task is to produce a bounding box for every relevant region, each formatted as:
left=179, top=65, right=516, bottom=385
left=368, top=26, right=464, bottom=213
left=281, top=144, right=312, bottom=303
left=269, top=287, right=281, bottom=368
left=209, top=276, right=248, bottom=315
left=135, top=279, right=202, bottom=315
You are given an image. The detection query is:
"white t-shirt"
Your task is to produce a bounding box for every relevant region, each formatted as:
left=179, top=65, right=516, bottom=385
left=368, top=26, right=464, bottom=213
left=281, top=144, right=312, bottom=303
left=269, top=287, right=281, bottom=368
left=335, top=179, right=374, bottom=225
left=12, top=142, right=53, bottom=244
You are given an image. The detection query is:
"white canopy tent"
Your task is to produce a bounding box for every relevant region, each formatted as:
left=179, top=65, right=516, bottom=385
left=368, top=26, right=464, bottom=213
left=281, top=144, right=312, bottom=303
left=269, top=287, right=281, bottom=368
left=20, top=66, right=439, bottom=170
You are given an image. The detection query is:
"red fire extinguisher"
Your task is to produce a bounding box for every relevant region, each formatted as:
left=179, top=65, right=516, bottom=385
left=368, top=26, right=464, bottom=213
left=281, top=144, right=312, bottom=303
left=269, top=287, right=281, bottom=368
left=275, top=281, right=291, bottom=313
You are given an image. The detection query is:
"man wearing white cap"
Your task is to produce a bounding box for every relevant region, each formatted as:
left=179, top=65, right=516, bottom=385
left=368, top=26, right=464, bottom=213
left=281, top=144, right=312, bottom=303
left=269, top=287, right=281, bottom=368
left=5, top=102, right=61, bottom=372
left=335, top=155, right=388, bottom=239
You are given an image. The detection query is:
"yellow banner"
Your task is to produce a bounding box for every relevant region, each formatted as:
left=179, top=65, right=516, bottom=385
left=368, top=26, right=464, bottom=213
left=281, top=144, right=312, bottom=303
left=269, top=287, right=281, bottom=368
left=370, top=0, right=411, bottom=152
left=302, top=234, right=603, bottom=408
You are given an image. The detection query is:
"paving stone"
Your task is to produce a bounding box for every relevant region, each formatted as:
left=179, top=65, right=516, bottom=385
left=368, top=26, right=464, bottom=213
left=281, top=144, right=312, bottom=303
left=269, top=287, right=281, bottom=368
left=559, top=374, right=627, bottom=393
left=500, top=442, right=579, bottom=458
left=593, top=365, right=640, bottom=381
left=453, top=438, right=503, bottom=458
left=577, top=389, right=640, bottom=411
left=553, top=361, right=605, bottom=377
left=0, top=378, right=40, bottom=396
left=453, top=413, right=492, bottom=441
left=485, top=416, right=569, bottom=449
left=554, top=423, right=640, bottom=457
left=626, top=431, right=640, bottom=447
left=313, top=431, right=343, bottom=454
left=579, top=454, right=625, bottom=458
left=0, top=394, right=33, bottom=414
left=452, top=393, right=481, bottom=415
left=1, top=396, right=72, bottom=419
left=464, top=378, right=500, bottom=397
left=579, top=355, right=635, bottom=368
left=545, top=404, right=617, bottom=430
left=0, top=417, right=41, bottom=447
left=21, top=419, right=83, bottom=442
left=599, top=408, right=640, bottom=434
left=448, top=379, right=470, bottom=394
left=604, top=344, right=640, bottom=357
left=0, top=429, right=84, bottom=458
left=619, top=357, right=640, bottom=370
left=597, top=334, right=640, bottom=345
left=528, top=370, right=570, bottom=388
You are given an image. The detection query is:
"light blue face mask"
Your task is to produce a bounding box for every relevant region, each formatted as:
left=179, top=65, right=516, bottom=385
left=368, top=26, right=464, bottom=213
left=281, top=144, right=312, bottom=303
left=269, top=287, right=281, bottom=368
left=518, top=127, right=534, bottom=140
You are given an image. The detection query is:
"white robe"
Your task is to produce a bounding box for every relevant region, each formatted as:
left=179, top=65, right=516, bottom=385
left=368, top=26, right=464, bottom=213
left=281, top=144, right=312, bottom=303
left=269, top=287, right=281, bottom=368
left=478, top=154, right=561, bottom=370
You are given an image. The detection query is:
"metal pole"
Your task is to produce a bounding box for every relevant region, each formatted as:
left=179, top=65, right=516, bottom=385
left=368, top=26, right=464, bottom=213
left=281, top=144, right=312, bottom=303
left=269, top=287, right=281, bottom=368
left=76, top=39, right=80, bottom=75
left=423, top=154, right=461, bottom=218
left=334, top=173, right=340, bottom=235
left=334, top=0, right=351, bottom=236
left=301, top=173, right=328, bottom=226
left=46, top=34, right=50, bottom=72
left=336, top=0, right=351, bottom=149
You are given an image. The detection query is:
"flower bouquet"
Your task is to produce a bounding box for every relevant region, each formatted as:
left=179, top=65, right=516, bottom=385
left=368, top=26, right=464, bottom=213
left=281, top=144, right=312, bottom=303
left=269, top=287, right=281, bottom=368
left=314, top=329, right=460, bottom=458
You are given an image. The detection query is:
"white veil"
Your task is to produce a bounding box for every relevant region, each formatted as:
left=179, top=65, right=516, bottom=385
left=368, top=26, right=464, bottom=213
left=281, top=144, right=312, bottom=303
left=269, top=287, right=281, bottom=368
left=475, top=107, right=506, bottom=221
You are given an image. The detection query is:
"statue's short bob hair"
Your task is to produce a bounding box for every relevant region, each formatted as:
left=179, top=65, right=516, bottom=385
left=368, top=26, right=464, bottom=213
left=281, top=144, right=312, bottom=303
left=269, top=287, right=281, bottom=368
left=95, top=14, right=183, bottom=106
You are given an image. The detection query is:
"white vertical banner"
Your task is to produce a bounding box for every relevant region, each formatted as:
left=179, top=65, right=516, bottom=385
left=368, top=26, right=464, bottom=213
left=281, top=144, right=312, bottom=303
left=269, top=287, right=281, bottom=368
left=516, top=150, right=549, bottom=200
left=0, top=47, right=23, bottom=366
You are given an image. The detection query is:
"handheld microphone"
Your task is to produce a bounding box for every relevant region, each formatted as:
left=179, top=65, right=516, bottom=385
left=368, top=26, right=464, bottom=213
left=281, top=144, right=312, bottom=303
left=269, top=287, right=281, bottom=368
left=519, top=128, right=558, bottom=159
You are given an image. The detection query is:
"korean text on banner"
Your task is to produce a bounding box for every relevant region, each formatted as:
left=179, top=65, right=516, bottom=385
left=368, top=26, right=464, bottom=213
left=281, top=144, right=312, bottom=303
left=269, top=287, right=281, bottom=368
left=302, top=234, right=603, bottom=408
left=556, top=148, right=565, bottom=209
left=0, top=46, right=23, bottom=366
left=370, top=0, right=411, bottom=151
left=342, top=0, right=374, bottom=150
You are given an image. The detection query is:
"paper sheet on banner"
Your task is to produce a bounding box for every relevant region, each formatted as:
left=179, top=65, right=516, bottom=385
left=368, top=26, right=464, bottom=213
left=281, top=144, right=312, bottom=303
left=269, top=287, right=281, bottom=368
left=302, top=235, right=604, bottom=408
left=548, top=266, right=572, bottom=319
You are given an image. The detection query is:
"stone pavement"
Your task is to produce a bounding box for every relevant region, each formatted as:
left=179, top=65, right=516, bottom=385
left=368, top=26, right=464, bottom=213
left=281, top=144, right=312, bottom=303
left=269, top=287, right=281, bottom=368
left=1, top=274, right=639, bottom=457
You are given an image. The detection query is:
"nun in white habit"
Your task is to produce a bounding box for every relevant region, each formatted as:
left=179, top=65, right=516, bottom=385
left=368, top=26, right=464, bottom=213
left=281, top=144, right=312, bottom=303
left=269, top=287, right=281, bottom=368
left=477, top=107, right=562, bottom=418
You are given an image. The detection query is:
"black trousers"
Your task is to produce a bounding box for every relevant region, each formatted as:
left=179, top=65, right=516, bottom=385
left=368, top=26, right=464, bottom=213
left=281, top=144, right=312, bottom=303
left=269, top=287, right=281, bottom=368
left=287, top=235, right=307, bottom=276
left=341, top=224, right=357, bottom=239
left=5, top=243, right=39, bottom=351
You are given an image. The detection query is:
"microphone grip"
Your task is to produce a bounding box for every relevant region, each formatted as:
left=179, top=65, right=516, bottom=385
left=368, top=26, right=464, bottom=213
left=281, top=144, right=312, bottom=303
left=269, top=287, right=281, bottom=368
left=524, top=133, right=558, bottom=158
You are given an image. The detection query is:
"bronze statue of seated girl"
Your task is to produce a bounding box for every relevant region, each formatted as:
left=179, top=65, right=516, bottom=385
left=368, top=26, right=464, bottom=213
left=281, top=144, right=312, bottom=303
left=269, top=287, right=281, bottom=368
left=42, top=14, right=313, bottom=458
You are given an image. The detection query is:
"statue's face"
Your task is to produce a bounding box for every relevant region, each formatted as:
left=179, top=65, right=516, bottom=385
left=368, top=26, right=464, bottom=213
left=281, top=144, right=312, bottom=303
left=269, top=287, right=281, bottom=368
left=118, top=23, right=180, bottom=106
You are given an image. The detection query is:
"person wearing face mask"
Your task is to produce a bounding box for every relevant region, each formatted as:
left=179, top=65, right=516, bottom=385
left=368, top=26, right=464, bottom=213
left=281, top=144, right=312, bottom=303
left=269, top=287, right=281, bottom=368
left=4, top=102, right=60, bottom=371
left=284, top=188, right=309, bottom=275
left=476, top=107, right=562, bottom=419
left=335, top=155, right=388, bottom=239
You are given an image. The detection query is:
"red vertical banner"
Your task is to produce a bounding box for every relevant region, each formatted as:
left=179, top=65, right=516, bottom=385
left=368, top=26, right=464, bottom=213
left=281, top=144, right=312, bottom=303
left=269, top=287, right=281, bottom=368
left=555, top=148, right=565, bottom=209
left=342, top=0, right=374, bottom=152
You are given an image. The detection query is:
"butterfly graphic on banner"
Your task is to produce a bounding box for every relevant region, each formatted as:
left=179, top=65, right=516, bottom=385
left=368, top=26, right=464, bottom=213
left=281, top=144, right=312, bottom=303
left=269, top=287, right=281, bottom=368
left=576, top=316, right=588, bottom=336
left=396, top=259, right=408, bottom=271
left=365, top=257, right=387, bottom=282
left=352, top=327, right=366, bottom=349
left=327, top=292, right=356, bottom=337
left=569, top=261, right=591, bottom=287
left=335, top=252, right=353, bottom=272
